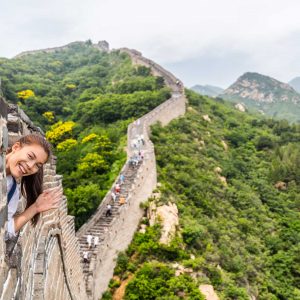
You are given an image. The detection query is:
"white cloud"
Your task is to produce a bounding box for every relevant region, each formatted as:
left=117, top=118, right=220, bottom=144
left=1, top=0, right=300, bottom=86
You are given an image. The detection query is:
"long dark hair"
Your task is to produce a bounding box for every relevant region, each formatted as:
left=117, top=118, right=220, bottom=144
left=8, top=134, right=52, bottom=225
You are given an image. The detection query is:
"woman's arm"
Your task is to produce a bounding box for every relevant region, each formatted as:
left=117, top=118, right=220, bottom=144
left=14, top=187, right=62, bottom=232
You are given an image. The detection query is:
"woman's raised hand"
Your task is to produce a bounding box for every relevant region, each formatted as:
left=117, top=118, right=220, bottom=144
left=34, top=186, right=63, bottom=213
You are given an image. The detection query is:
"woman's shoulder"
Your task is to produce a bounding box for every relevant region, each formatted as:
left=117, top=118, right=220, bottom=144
left=7, top=174, right=20, bottom=187
left=7, top=174, right=13, bottom=183
left=7, top=175, right=20, bottom=198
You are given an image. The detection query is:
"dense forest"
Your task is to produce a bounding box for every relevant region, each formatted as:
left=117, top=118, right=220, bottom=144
left=103, top=90, right=300, bottom=299
left=0, top=41, right=170, bottom=228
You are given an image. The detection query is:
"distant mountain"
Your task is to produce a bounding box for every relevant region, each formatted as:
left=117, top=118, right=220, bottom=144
left=288, top=77, right=300, bottom=93
left=191, top=84, right=224, bottom=97
left=219, top=72, right=300, bottom=122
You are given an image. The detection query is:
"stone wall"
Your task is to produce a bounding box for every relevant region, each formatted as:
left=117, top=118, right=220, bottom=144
left=93, top=92, right=186, bottom=300
left=0, top=48, right=187, bottom=300
left=76, top=48, right=186, bottom=299
left=0, top=97, right=10, bottom=298
left=119, top=47, right=184, bottom=94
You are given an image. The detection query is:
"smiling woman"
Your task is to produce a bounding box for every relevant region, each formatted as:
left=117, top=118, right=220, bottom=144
left=5, top=134, right=62, bottom=239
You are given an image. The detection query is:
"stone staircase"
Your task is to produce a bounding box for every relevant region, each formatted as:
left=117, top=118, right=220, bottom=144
left=78, top=160, right=142, bottom=294
left=74, top=47, right=186, bottom=299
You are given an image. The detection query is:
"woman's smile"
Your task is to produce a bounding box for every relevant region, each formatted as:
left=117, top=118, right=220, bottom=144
left=7, top=143, right=48, bottom=178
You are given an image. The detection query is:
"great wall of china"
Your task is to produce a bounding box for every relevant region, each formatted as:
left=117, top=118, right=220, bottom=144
left=0, top=44, right=187, bottom=300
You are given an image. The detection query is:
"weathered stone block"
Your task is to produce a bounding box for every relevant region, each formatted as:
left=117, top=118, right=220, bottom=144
left=7, top=121, right=20, bottom=134
left=2, top=127, right=8, bottom=150
left=0, top=98, right=7, bottom=118
left=1, top=178, right=7, bottom=200
left=0, top=156, right=3, bottom=173
left=0, top=204, right=7, bottom=228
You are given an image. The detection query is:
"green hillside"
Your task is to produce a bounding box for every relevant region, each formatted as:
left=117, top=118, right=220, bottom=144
left=0, top=41, right=170, bottom=228
left=2, top=43, right=300, bottom=298
left=220, top=72, right=300, bottom=123
left=104, top=90, right=300, bottom=299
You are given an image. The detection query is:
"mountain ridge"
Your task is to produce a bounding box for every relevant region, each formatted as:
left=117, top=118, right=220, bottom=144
left=219, top=72, right=300, bottom=122
left=190, top=84, right=224, bottom=97
left=288, top=76, right=300, bottom=93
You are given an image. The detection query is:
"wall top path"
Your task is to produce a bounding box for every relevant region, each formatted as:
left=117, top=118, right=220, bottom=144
left=76, top=47, right=186, bottom=238
left=76, top=47, right=187, bottom=299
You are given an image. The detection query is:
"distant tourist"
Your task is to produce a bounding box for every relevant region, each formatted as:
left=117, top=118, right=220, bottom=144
left=83, top=251, right=89, bottom=263
left=139, top=150, right=144, bottom=160
left=87, top=234, right=93, bottom=248
left=120, top=174, right=125, bottom=185
left=115, top=184, right=121, bottom=193
left=106, top=204, right=112, bottom=217
left=94, top=236, right=99, bottom=247
left=119, top=196, right=126, bottom=205
left=111, top=191, right=117, bottom=202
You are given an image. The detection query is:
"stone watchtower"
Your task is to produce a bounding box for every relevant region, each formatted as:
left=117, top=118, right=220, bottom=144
left=95, top=40, right=109, bottom=52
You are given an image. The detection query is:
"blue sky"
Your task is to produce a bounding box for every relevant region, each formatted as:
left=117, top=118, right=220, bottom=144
left=1, top=0, right=300, bottom=88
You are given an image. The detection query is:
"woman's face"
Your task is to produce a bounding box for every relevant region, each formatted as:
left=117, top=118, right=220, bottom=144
left=8, top=143, right=48, bottom=179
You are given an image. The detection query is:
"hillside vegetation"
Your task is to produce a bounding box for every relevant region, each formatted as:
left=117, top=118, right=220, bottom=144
left=104, top=90, right=300, bottom=299
left=220, top=72, right=300, bottom=123
left=0, top=41, right=170, bottom=228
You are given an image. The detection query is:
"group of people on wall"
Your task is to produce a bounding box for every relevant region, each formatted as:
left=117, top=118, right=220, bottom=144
left=82, top=135, right=146, bottom=265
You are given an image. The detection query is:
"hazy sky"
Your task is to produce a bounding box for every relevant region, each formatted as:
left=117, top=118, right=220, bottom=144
left=1, top=0, right=300, bottom=88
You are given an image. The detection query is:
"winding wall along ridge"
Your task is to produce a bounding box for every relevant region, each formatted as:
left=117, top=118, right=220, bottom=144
left=0, top=47, right=186, bottom=300
left=76, top=48, right=186, bottom=299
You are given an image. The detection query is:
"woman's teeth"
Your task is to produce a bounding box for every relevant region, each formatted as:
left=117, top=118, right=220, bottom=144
left=18, top=163, right=26, bottom=174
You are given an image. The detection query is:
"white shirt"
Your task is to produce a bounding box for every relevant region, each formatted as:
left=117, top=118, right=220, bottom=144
left=87, top=235, right=92, bottom=243
left=6, top=175, right=20, bottom=238
left=94, top=236, right=99, bottom=245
